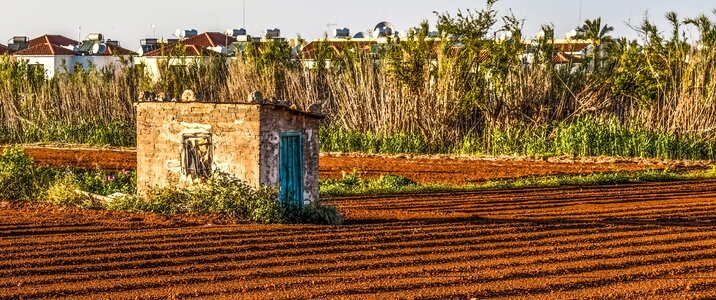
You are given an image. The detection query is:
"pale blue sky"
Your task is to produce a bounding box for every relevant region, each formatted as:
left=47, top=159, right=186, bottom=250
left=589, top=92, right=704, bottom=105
left=1, top=0, right=713, bottom=50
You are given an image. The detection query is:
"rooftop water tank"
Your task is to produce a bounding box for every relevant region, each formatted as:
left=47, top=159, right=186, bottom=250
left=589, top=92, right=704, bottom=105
left=265, top=28, right=281, bottom=39
left=334, top=28, right=350, bottom=38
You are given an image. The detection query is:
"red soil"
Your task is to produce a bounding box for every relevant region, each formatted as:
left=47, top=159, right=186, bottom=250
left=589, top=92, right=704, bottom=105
left=320, top=153, right=709, bottom=184
left=0, top=146, right=136, bottom=171
left=1, top=146, right=709, bottom=184
left=3, top=180, right=716, bottom=298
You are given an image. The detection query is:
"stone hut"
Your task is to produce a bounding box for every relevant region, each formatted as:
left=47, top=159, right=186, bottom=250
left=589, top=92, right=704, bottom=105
left=136, top=93, right=323, bottom=207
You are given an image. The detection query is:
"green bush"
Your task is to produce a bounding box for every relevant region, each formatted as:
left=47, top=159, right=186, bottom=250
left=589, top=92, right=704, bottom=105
left=188, top=172, right=253, bottom=216
left=321, top=171, right=417, bottom=196
left=144, top=187, right=191, bottom=214
left=245, top=187, right=284, bottom=224
left=106, top=172, right=333, bottom=225
left=76, top=169, right=137, bottom=196
left=44, top=173, right=98, bottom=209
left=0, top=146, right=36, bottom=200
left=0, top=155, right=339, bottom=225
left=374, top=174, right=416, bottom=189
left=300, top=200, right=344, bottom=225
left=106, top=193, right=149, bottom=212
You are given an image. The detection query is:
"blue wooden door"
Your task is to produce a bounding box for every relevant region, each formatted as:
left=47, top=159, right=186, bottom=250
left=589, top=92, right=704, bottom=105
left=279, top=132, right=304, bottom=208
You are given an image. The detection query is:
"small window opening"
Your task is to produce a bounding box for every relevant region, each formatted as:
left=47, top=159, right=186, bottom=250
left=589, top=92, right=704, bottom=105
left=181, top=133, right=212, bottom=179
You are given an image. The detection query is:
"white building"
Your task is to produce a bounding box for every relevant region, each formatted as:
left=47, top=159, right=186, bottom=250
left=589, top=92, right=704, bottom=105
left=134, top=32, right=236, bottom=81
left=13, top=34, right=136, bottom=78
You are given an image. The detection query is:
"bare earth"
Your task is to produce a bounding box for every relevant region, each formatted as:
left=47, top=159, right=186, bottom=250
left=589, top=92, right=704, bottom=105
left=1, top=146, right=710, bottom=184
left=4, top=180, right=716, bottom=299
left=2, top=145, right=716, bottom=298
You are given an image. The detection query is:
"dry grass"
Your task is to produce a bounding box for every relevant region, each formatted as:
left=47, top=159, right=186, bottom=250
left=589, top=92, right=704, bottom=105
left=0, top=8, right=715, bottom=158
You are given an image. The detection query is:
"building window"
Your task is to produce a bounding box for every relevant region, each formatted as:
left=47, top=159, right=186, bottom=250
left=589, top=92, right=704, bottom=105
left=181, top=133, right=212, bottom=179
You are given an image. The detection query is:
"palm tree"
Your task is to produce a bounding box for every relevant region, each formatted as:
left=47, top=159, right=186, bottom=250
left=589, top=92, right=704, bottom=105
left=684, top=12, right=716, bottom=48
left=576, top=17, right=614, bottom=72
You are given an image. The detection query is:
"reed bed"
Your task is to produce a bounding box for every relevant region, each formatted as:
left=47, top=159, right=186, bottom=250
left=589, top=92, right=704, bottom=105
left=1, top=4, right=715, bottom=160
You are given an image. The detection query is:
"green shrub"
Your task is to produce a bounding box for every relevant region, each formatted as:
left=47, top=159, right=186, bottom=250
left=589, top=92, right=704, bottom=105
left=145, top=187, right=191, bottom=214
left=45, top=173, right=99, bottom=209
left=106, top=172, right=327, bottom=224
left=188, top=172, right=253, bottom=216
left=300, top=200, right=344, bottom=225
left=374, top=174, right=416, bottom=189
left=245, top=187, right=284, bottom=224
left=76, top=169, right=137, bottom=196
left=0, top=146, right=36, bottom=200
left=321, top=171, right=417, bottom=196
left=107, top=193, right=149, bottom=212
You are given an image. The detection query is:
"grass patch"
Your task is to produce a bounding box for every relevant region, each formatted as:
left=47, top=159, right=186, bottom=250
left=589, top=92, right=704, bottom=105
left=320, top=167, right=716, bottom=197
left=320, top=117, right=716, bottom=161
left=11, top=120, right=136, bottom=147
left=108, top=173, right=343, bottom=225
left=0, top=146, right=342, bottom=225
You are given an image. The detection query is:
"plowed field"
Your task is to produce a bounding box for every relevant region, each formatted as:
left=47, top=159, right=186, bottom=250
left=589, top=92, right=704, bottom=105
left=4, top=180, right=716, bottom=299
left=1, top=146, right=709, bottom=184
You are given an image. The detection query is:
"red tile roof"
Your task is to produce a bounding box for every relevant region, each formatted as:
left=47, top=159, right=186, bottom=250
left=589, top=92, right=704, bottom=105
left=186, top=32, right=236, bottom=47
left=143, top=32, right=235, bottom=57
left=99, top=44, right=137, bottom=56
left=554, top=52, right=572, bottom=64
left=28, top=35, right=78, bottom=48
left=13, top=43, right=75, bottom=56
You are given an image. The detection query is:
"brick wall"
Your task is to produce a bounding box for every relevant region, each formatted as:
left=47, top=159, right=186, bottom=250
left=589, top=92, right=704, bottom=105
left=136, top=102, right=262, bottom=195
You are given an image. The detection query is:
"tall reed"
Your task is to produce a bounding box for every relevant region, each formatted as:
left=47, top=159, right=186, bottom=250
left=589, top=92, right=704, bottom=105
left=0, top=3, right=715, bottom=160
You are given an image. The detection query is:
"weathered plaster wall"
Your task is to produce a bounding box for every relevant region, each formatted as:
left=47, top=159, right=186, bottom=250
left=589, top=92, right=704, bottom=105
left=136, top=102, right=261, bottom=195
left=259, top=106, right=321, bottom=204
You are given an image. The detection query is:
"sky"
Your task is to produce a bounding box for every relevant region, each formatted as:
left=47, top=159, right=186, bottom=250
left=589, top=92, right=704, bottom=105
left=0, top=0, right=714, bottom=51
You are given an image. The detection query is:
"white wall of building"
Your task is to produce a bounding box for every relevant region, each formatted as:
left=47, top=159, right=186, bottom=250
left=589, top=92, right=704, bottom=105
left=15, top=55, right=132, bottom=78
left=134, top=56, right=207, bottom=81
left=74, top=56, right=131, bottom=71
left=14, top=56, right=74, bottom=78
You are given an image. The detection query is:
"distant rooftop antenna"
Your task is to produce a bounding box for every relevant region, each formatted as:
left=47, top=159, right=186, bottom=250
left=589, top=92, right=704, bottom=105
left=78, top=25, right=82, bottom=44
left=152, top=24, right=156, bottom=38
left=578, top=0, right=583, bottom=25
left=243, top=0, right=246, bottom=29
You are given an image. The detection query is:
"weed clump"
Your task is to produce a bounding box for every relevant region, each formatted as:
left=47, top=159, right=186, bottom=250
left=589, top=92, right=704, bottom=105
left=0, top=148, right=341, bottom=225
left=44, top=173, right=102, bottom=209
left=108, top=172, right=343, bottom=225
left=321, top=170, right=417, bottom=196
left=0, top=146, right=36, bottom=200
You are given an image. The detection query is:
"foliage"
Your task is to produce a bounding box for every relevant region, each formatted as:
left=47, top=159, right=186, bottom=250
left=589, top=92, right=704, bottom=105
left=44, top=173, right=99, bottom=209
left=2, top=3, right=716, bottom=161
left=75, top=169, right=136, bottom=196
left=108, top=171, right=341, bottom=225
left=298, top=200, right=344, bottom=225
left=322, top=117, right=716, bottom=160
left=0, top=149, right=339, bottom=224
left=320, top=167, right=716, bottom=197
left=321, top=170, right=417, bottom=195
left=0, top=146, right=36, bottom=200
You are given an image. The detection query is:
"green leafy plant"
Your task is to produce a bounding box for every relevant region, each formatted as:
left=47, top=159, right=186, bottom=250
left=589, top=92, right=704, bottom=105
left=299, top=200, right=344, bottom=225
left=44, top=173, right=99, bottom=209
left=0, top=146, right=36, bottom=200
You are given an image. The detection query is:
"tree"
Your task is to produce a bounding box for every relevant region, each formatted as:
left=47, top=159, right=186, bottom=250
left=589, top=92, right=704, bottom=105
left=576, top=17, right=614, bottom=72
left=684, top=11, right=716, bottom=48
